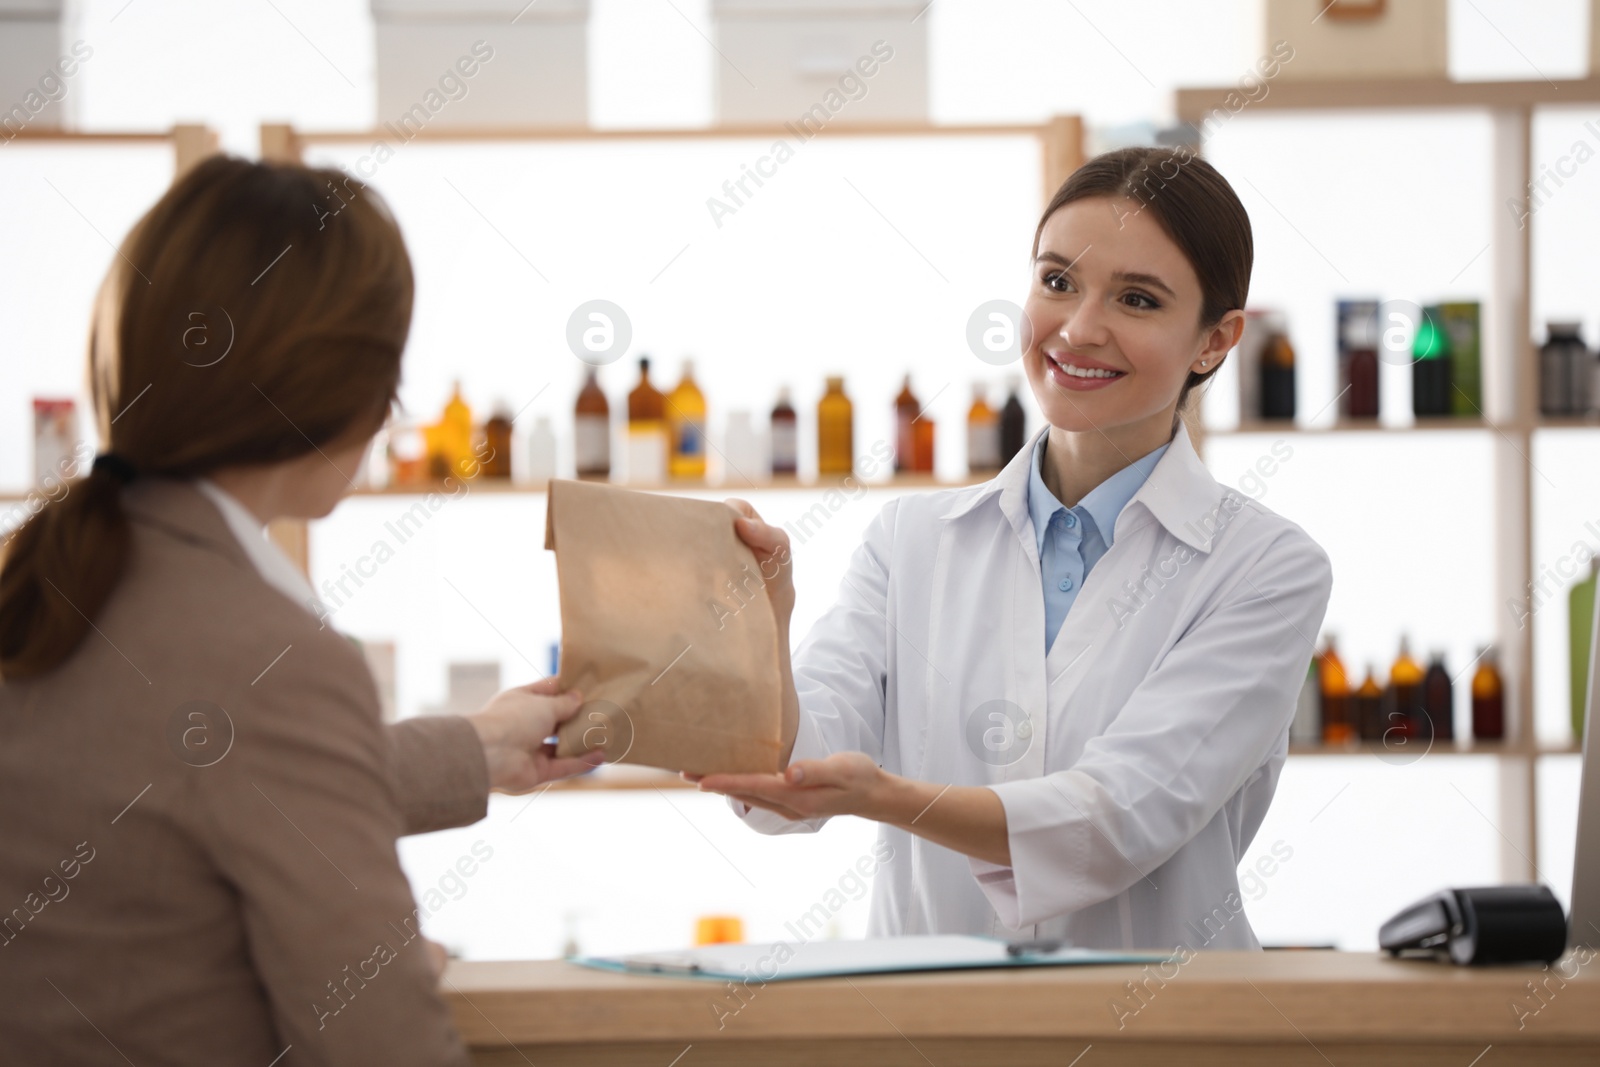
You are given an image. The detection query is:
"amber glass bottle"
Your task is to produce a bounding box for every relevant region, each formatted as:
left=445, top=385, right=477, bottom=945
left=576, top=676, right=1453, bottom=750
left=626, top=357, right=667, bottom=484
left=967, top=383, right=999, bottom=474
left=1422, top=650, right=1453, bottom=741
left=574, top=368, right=611, bottom=480
left=817, top=376, right=854, bottom=476
left=1384, top=636, right=1425, bottom=741
left=1471, top=645, right=1505, bottom=741
left=770, top=387, right=797, bottom=476
left=482, top=403, right=513, bottom=479
left=894, top=375, right=919, bottom=474
left=1356, top=666, right=1385, bottom=741
left=1319, top=635, right=1353, bottom=745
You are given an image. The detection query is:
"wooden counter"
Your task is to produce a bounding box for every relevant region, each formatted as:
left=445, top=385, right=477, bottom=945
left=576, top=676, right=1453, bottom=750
left=443, top=949, right=1600, bottom=1066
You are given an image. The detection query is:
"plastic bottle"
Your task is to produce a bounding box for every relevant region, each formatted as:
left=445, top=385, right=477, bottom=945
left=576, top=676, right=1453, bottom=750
left=1319, top=634, right=1352, bottom=745
left=721, top=411, right=764, bottom=486
left=1472, top=645, right=1505, bottom=741
left=427, top=380, right=474, bottom=481
left=667, top=360, right=707, bottom=480
left=1422, top=650, right=1453, bottom=742
left=1338, top=300, right=1379, bottom=420
left=1540, top=322, right=1590, bottom=417
left=817, top=376, right=854, bottom=477
left=1291, top=655, right=1320, bottom=745
left=966, top=383, right=1000, bottom=474
left=626, top=357, right=667, bottom=485
left=1573, top=559, right=1598, bottom=741
left=999, top=377, right=1027, bottom=465
left=574, top=368, right=611, bottom=480
left=770, top=387, right=797, bottom=477
left=525, top=415, right=558, bottom=487
left=894, top=375, right=919, bottom=474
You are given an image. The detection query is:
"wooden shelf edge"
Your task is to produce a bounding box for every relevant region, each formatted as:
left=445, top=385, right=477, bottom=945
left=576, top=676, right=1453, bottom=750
left=293, top=121, right=1050, bottom=146
left=1176, top=76, right=1600, bottom=121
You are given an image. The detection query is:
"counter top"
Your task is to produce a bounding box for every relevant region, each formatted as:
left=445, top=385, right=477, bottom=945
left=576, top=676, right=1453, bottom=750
left=442, top=948, right=1600, bottom=1066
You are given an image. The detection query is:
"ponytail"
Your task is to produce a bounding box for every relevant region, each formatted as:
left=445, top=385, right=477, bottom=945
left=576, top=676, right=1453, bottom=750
left=0, top=462, right=133, bottom=680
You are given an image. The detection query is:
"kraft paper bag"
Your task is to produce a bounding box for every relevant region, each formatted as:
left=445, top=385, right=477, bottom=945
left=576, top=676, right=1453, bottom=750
left=544, top=478, right=784, bottom=776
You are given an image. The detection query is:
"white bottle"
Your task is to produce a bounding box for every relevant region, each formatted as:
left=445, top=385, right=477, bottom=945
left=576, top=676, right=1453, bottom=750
left=721, top=411, right=767, bottom=486
left=525, top=415, right=558, bottom=487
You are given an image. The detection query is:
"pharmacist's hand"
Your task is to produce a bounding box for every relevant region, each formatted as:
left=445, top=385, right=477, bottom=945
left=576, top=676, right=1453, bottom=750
left=468, top=678, right=605, bottom=794
left=690, top=752, right=889, bottom=822
left=725, top=498, right=794, bottom=625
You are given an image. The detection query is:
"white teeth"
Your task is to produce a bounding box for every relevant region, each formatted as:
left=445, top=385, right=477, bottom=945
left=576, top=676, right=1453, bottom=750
left=1056, top=359, right=1121, bottom=379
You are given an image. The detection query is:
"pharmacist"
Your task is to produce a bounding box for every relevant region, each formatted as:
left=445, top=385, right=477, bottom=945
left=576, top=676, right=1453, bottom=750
left=694, top=148, right=1333, bottom=951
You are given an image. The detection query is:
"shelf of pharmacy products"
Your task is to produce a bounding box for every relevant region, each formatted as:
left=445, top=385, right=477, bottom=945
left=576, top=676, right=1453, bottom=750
left=1173, top=74, right=1593, bottom=886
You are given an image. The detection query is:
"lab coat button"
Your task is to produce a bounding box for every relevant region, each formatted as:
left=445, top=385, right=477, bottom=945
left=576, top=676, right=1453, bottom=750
left=1017, top=721, right=1033, bottom=739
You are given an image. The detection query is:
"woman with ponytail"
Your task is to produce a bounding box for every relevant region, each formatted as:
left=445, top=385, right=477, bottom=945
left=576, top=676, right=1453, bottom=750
left=0, top=157, right=598, bottom=1065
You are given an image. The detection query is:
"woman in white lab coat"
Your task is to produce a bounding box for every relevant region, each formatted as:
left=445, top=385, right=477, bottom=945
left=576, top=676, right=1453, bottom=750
left=696, top=147, right=1333, bottom=951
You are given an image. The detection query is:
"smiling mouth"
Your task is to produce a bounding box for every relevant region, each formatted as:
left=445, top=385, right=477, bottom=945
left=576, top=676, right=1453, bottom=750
left=1047, top=353, right=1126, bottom=380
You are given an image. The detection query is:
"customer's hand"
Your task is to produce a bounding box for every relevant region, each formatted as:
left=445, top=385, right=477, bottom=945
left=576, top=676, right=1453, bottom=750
left=725, top=498, right=794, bottom=625
left=467, top=678, right=605, bottom=794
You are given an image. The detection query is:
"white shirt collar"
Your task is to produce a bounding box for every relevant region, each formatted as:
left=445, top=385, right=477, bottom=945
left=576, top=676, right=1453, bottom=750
left=193, top=479, right=322, bottom=618
left=941, top=421, right=1231, bottom=554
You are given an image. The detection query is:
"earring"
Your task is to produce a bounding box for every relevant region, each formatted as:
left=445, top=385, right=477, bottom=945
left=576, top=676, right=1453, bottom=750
left=1200, top=360, right=1208, bottom=367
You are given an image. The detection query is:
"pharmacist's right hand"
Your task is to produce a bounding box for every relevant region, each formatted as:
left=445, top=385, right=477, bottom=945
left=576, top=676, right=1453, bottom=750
left=467, top=678, right=605, bottom=794
left=725, top=498, right=795, bottom=625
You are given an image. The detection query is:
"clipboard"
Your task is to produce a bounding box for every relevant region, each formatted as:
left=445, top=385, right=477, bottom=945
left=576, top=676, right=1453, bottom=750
left=573, top=934, right=1167, bottom=981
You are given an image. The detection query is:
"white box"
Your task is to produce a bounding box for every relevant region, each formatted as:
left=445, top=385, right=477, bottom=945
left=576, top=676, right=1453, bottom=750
left=371, top=0, right=589, bottom=129
left=712, top=0, right=927, bottom=125
left=0, top=1, right=72, bottom=137
left=1261, top=0, right=1448, bottom=81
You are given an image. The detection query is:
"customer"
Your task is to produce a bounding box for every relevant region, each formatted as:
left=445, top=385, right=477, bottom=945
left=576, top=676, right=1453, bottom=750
left=0, top=155, right=598, bottom=1065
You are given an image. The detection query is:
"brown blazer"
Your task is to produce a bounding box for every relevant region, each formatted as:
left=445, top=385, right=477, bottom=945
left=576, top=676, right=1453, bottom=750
left=0, top=479, right=490, bottom=1065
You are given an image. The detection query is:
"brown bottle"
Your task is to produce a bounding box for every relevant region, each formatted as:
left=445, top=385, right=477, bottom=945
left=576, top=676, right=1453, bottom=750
left=574, top=368, right=611, bottom=480
left=817, top=377, right=854, bottom=477
left=1422, top=650, right=1453, bottom=742
left=999, top=376, right=1027, bottom=464
left=1347, top=348, right=1379, bottom=420
left=1356, top=665, right=1385, bottom=741
left=482, top=403, right=513, bottom=479
left=1319, top=635, right=1353, bottom=745
left=770, top=386, right=797, bottom=476
left=626, top=357, right=667, bottom=485
left=1383, top=636, right=1425, bottom=742
left=894, top=375, right=919, bottom=474
left=1471, top=645, right=1505, bottom=741
left=913, top=414, right=935, bottom=474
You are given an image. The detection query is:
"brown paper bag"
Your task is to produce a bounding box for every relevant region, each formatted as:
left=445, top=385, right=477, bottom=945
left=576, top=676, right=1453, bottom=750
left=544, top=478, right=783, bottom=775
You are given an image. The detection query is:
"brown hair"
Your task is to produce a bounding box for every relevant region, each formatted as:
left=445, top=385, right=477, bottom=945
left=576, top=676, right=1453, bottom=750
left=1033, top=146, right=1253, bottom=431
left=0, top=155, right=413, bottom=680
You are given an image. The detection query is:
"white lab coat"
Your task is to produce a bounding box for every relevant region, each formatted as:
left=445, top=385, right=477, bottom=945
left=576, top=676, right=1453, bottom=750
left=734, top=423, right=1333, bottom=951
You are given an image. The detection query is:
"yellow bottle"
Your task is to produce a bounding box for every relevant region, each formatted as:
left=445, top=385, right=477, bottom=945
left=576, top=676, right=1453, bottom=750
left=667, top=359, right=708, bottom=480
left=817, top=376, right=854, bottom=476
left=427, top=381, right=475, bottom=481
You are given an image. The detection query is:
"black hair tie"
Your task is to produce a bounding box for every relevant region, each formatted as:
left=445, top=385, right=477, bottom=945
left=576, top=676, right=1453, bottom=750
left=92, top=452, right=138, bottom=485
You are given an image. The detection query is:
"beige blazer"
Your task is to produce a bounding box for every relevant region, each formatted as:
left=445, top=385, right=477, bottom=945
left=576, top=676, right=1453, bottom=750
left=0, top=480, right=490, bottom=1066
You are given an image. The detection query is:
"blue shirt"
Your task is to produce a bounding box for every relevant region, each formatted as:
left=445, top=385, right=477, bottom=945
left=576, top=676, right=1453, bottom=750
left=1027, top=433, right=1170, bottom=651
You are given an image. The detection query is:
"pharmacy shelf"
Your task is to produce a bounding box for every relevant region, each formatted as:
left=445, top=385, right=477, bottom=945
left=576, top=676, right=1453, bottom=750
left=1179, top=75, right=1597, bottom=884
left=345, top=473, right=992, bottom=497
